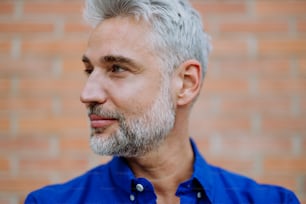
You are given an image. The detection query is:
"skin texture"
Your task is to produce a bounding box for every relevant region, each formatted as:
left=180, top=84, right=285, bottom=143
left=80, top=16, right=202, bottom=204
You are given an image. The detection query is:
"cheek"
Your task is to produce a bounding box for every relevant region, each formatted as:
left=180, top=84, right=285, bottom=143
left=109, top=78, right=161, bottom=115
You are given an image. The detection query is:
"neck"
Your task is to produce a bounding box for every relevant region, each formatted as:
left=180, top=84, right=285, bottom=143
left=125, top=108, right=194, bottom=203
left=126, top=134, right=194, bottom=200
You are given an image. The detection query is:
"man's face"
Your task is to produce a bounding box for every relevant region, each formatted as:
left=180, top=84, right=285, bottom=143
left=80, top=17, right=176, bottom=157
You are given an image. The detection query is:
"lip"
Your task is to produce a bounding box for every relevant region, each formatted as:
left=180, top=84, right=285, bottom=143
left=89, top=114, right=117, bottom=128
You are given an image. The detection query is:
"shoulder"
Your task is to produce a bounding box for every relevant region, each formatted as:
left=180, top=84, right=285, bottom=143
left=209, top=165, right=300, bottom=203
left=189, top=139, right=300, bottom=203
left=25, top=163, right=111, bottom=204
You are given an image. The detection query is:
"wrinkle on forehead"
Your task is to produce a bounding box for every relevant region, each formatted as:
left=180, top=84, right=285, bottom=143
left=86, top=16, right=163, bottom=69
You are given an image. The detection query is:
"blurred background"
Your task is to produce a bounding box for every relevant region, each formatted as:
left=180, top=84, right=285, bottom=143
left=0, top=0, right=305, bottom=203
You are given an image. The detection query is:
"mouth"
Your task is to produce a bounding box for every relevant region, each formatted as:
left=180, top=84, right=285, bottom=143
left=89, top=114, right=117, bottom=129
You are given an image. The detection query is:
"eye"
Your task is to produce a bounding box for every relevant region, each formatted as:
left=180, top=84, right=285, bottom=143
left=84, top=67, right=93, bottom=75
left=110, top=64, right=126, bottom=73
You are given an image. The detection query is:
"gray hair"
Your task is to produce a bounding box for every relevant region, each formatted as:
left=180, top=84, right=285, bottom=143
left=83, top=0, right=212, bottom=79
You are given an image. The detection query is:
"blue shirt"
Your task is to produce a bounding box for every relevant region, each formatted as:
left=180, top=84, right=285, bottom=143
left=25, top=139, right=300, bottom=204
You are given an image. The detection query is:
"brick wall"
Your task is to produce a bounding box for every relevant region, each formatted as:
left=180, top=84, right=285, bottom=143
left=0, top=0, right=305, bottom=203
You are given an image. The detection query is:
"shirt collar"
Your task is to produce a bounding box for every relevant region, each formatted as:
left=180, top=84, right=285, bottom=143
left=108, top=138, right=215, bottom=201
left=109, top=156, right=135, bottom=194
left=190, top=138, right=215, bottom=202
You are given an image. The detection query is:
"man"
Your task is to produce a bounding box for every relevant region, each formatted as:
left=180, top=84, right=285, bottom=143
left=25, top=0, right=300, bottom=203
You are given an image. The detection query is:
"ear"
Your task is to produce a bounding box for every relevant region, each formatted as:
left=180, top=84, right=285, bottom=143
left=174, top=60, right=202, bottom=106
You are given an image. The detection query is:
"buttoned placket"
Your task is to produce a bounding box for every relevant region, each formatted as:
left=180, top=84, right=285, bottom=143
left=129, top=194, right=135, bottom=202
left=129, top=183, right=145, bottom=202
left=176, top=178, right=208, bottom=204
left=136, top=184, right=144, bottom=192
left=129, top=178, right=156, bottom=204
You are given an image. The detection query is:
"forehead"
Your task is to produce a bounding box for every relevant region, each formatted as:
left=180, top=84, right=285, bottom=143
left=85, top=16, right=156, bottom=63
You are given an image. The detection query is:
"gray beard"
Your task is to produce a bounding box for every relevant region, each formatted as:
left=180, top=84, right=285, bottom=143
left=89, top=81, right=176, bottom=157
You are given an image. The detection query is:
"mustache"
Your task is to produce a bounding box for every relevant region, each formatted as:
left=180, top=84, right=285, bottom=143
left=87, top=104, right=124, bottom=120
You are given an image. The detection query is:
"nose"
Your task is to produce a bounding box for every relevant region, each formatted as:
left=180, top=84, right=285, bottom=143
left=80, top=73, right=107, bottom=106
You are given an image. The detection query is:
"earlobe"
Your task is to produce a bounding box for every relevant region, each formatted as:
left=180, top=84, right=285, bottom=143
left=176, top=60, right=202, bottom=106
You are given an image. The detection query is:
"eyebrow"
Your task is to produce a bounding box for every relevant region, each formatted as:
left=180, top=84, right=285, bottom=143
left=82, top=55, right=90, bottom=63
left=82, top=54, right=138, bottom=67
left=101, top=55, right=138, bottom=67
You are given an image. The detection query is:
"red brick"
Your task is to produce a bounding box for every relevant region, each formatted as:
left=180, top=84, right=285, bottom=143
left=0, top=118, right=10, bottom=132
left=192, top=137, right=210, bottom=153
left=18, top=78, right=84, bottom=96
left=204, top=77, right=249, bottom=94
left=263, top=156, right=306, bottom=174
left=0, top=57, right=53, bottom=77
left=0, top=156, right=10, bottom=172
left=215, top=59, right=291, bottom=78
left=0, top=198, right=11, bottom=204
left=0, top=177, right=49, bottom=192
left=301, top=97, right=306, bottom=115
left=0, top=137, right=50, bottom=153
left=0, top=2, right=14, bottom=15
left=303, top=178, right=306, bottom=199
left=300, top=197, right=306, bottom=204
left=0, top=22, right=54, bottom=33
left=21, top=39, right=86, bottom=56
left=299, top=58, right=306, bottom=77
left=297, top=20, right=306, bottom=33
left=0, top=41, right=10, bottom=54
left=18, top=115, right=87, bottom=134
left=24, top=2, right=83, bottom=15
left=193, top=2, right=246, bottom=15
left=218, top=135, right=292, bottom=156
left=63, top=58, right=81, bottom=72
left=59, top=137, right=89, bottom=152
left=190, top=115, right=251, bottom=134
left=62, top=58, right=87, bottom=79
left=61, top=98, right=86, bottom=114
left=262, top=116, right=306, bottom=133
left=299, top=142, right=306, bottom=165
left=219, top=96, right=291, bottom=115
left=258, top=39, right=306, bottom=56
left=190, top=96, right=216, bottom=115
left=207, top=156, right=254, bottom=175
left=64, top=22, right=91, bottom=33
left=210, top=39, right=248, bottom=58
left=0, top=79, right=10, bottom=95
left=257, top=174, right=297, bottom=192
left=0, top=97, right=53, bottom=112
left=256, top=1, right=306, bottom=16
left=219, top=20, right=288, bottom=33
left=258, top=79, right=306, bottom=94
left=19, top=158, right=89, bottom=173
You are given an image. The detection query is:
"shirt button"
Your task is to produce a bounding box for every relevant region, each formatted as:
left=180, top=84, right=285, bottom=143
left=130, top=194, right=135, bottom=201
left=136, top=183, right=144, bottom=192
left=197, top=192, right=202, bottom=199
